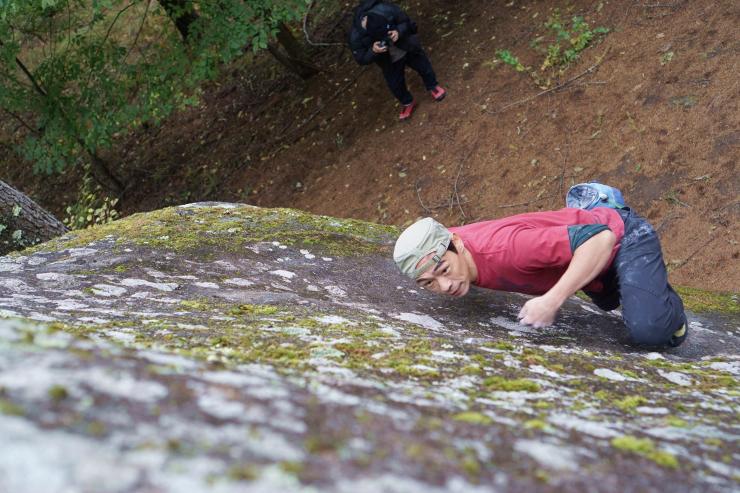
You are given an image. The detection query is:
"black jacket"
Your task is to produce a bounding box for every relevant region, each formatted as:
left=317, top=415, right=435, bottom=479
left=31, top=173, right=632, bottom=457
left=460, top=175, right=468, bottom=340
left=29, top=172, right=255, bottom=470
left=348, top=0, right=422, bottom=66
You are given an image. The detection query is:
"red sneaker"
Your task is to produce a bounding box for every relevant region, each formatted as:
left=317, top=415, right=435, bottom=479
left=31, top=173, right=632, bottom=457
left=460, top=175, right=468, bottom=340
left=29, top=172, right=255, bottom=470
left=399, top=100, right=416, bottom=121
left=430, top=85, right=446, bottom=102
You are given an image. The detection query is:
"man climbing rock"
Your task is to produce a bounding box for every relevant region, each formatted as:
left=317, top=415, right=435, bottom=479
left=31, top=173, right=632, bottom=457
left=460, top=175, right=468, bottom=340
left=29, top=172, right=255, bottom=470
left=393, top=185, right=688, bottom=348
left=349, top=0, right=446, bottom=121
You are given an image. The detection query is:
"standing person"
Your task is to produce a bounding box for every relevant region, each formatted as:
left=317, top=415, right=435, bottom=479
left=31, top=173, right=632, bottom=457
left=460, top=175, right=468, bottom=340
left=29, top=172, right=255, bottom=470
left=349, top=0, right=446, bottom=121
left=392, top=184, right=688, bottom=348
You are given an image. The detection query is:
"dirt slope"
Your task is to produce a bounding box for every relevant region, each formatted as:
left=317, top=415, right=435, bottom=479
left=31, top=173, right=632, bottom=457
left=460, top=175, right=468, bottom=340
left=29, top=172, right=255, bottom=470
left=1, top=0, right=738, bottom=291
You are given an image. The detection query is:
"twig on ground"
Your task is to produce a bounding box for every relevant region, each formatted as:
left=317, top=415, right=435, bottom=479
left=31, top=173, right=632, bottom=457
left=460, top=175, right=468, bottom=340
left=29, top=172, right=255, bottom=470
left=488, top=48, right=611, bottom=115
left=619, top=3, right=634, bottom=33
left=709, top=201, right=740, bottom=223
left=670, top=235, right=718, bottom=271
left=713, top=200, right=740, bottom=214
left=656, top=210, right=684, bottom=233
left=498, top=195, right=557, bottom=209
left=452, top=167, right=465, bottom=218
left=415, top=179, right=432, bottom=215
left=303, top=1, right=346, bottom=47
left=638, top=0, right=686, bottom=19
left=416, top=141, right=472, bottom=218
left=667, top=195, right=691, bottom=208
left=641, top=2, right=684, bottom=9
left=2, top=108, right=39, bottom=135
left=450, top=146, right=475, bottom=219
left=123, top=0, right=151, bottom=64
left=556, top=144, right=570, bottom=201
left=424, top=199, right=471, bottom=211
left=573, top=80, right=609, bottom=86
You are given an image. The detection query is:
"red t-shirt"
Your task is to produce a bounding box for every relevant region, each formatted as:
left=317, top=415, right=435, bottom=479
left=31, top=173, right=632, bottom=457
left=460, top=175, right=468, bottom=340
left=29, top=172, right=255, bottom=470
left=449, top=208, right=625, bottom=295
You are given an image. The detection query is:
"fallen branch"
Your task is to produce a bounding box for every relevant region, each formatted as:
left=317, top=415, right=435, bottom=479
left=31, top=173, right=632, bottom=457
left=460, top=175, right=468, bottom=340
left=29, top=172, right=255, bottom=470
left=2, top=108, right=39, bottom=136
left=489, top=48, right=611, bottom=115
left=303, top=0, right=346, bottom=47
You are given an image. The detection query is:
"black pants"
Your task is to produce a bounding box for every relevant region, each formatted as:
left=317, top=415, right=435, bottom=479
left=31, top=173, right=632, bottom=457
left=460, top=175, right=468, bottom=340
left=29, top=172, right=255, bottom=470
left=380, top=50, right=438, bottom=105
left=585, top=208, right=687, bottom=347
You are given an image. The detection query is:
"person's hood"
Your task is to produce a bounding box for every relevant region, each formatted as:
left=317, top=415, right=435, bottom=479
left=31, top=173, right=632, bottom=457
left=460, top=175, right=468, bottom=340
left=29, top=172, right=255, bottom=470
left=365, top=12, right=392, bottom=40
left=353, top=0, right=385, bottom=27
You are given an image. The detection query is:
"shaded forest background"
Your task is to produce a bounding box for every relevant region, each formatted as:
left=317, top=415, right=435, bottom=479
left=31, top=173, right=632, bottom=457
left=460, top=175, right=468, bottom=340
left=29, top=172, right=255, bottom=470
left=0, top=0, right=738, bottom=292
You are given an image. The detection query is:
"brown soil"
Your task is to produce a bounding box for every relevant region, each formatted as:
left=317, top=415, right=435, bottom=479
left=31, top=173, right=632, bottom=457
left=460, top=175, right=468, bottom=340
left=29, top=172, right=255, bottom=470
left=2, top=0, right=738, bottom=291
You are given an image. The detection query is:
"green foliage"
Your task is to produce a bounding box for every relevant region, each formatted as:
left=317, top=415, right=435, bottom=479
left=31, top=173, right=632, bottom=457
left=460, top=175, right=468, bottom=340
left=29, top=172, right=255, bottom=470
left=494, top=10, right=609, bottom=87
left=0, top=0, right=309, bottom=177
left=63, top=173, right=119, bottom=229
left=495, top=49, right=525, bottom=72
left=539, top=13, right=608, bottom=71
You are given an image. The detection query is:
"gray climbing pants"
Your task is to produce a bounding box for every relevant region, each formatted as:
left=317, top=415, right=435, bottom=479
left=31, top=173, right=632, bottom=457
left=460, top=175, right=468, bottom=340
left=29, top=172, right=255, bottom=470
left=585, top=208, right=687, bottom=347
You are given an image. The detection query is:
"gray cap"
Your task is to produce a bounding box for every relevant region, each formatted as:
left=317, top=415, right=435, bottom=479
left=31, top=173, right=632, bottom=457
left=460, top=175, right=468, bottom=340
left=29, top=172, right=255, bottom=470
left=393, top=217, right=452, bottom=279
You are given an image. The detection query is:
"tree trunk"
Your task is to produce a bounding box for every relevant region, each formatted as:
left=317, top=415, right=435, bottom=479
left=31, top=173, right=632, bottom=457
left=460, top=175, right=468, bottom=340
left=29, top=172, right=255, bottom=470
left=159, top=0, right=199, bottom=41
left=88, top=148, right=124, bottom=196
left=0, top=180, right=68, bottom=255
left=269, top=22, right=319, bottom=79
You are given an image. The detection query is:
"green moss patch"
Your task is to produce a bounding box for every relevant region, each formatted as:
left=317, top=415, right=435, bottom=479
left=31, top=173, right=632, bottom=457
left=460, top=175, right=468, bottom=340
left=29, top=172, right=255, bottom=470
left=665, top=416, right=688, bottom=428
left=615, top=395, right=648, bottom=412
left=611, top=435, right=679, bottom=469
left=226, top=464, right=259, bottom=481
left=674, top=286, right=739, bottom=314
left=230, top=304, right=280, bottom=316
left=22, top=205, right=398, bottom=258
left=453, top=411, right=493, bottom=425
left=580, top=285, right=738, bottom=314
left=486, top=341, right=515, bottom=351
left=0, top=398, right=24, bottom=416
left=523, top=419, right=547, bottom=430
left=47, top=385, right=69, bottom=402
left=482, top=376, right=540, bottom=392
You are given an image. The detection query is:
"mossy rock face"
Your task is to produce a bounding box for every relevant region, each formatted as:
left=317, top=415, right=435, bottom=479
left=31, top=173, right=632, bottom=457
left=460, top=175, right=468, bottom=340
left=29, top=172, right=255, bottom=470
left=0, top=203, right=738, bottom=492
left=20, top=202, right=398, bottom=258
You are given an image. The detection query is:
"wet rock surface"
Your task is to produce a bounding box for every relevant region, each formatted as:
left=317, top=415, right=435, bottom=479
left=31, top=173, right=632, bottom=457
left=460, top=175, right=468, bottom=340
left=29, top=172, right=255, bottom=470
left=0, top=203, right=737, bottom=493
